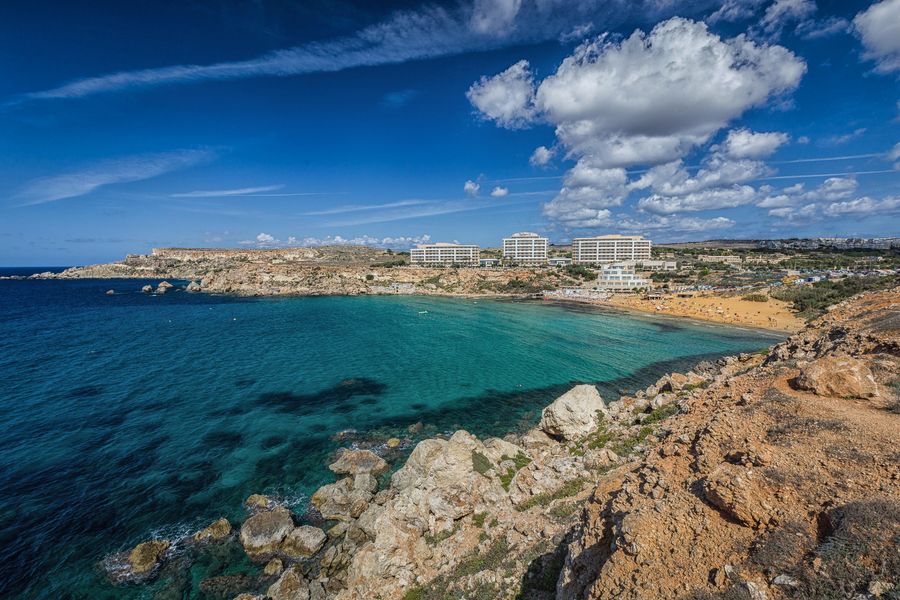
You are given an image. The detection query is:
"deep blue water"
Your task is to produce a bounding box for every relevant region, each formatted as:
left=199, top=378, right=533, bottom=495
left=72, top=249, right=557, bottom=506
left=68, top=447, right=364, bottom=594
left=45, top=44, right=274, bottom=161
left=0, top=277, right=783, bottom=598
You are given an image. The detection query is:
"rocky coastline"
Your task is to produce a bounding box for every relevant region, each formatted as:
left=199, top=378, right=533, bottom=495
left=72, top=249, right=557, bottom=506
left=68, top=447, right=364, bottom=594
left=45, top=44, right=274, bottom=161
left=101, top=287, right=899, bottom=600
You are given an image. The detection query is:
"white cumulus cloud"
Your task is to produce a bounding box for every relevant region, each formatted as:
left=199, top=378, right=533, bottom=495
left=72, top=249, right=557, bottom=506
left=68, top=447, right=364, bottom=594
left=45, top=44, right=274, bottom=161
left=720, top=128, right=789, bottom=159
left=490, top=186, right=510, bottom=197
left=853, top=0, right=900, bottom=74
left=466, top=59, right=537, bottom=129
left=529, top=145, right=555, bottom=167
left=464, top=179, right=481, bottom=196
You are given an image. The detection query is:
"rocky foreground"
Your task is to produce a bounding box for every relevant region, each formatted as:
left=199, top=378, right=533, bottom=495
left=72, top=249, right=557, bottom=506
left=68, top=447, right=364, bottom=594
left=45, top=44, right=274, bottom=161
left=108, top=288, right=899, bottom=600
left=33, top=247, right=582, bottom=297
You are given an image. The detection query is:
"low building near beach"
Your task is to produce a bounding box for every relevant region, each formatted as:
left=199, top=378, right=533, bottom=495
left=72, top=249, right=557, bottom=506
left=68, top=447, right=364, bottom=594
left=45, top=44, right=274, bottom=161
left=595, top=263, right=652, bottom=292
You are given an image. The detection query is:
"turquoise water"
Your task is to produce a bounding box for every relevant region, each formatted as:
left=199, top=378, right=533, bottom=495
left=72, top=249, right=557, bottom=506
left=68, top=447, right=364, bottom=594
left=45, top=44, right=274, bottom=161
left=0, top=276, right=782, bottom=598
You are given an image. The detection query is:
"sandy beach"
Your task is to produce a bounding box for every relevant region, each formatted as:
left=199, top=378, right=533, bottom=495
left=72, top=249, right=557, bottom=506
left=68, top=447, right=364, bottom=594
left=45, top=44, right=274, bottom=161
left=601, top=292, right=805, bottom=333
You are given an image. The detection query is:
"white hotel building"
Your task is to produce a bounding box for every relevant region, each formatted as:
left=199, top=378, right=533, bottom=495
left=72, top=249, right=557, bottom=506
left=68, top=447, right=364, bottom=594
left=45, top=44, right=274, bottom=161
left=410, top=243, right=480, bottom=266
left=572, top=235, right=652, bottom=265
left=596, top=263, right=652, bottom=292
left=502, top=232, right=549, bottom=265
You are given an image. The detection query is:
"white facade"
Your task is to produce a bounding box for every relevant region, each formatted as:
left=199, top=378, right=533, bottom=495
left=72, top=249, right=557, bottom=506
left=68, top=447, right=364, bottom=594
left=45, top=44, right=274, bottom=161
left=502, top=232, right=549, bottom=264
left=637, top=260, right=678, bottom=271
left=547, top=257, right=573, bottom=267
left=410, top=243, right=479, bottom=266
left=596, top=263, right=652, bottom=292
left=573, top=235, right=652, bottom=265
left=698, top=255, right=741, bottom=265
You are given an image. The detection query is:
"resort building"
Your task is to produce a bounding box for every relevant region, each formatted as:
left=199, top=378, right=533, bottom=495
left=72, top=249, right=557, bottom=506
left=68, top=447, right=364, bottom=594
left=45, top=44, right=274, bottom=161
left=572, top=235, right=652, bottom=265
left=502, top=232, right=549, bottom=265
left=479, top=258, right=500, bottom=267
left=410, top=243, right=480, bottom=266
left=637, top=259, right=678, bottom=271
left=595, top=263, right=652, bottom=292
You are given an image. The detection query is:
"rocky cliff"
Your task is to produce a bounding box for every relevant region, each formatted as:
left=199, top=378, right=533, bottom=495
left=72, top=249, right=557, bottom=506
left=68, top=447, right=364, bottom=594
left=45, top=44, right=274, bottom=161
left=37, top=247, right=582, bottom=297
left=106, top=288, right=899, bottom=600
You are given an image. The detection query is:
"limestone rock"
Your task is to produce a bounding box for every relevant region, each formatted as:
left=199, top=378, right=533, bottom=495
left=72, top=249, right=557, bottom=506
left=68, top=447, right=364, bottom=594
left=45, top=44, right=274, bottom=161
left=703, top=463, right=773, bottom=528
left=193, top=517, right=232, bottom=543
left=281, top=525, right=327, bottom=559
left=244, top=493, right=275, bottom=512
left=267, top=568, right=310, bottom=600
left=156, top=281, right=174, bottom=294
left=328, top=448, right=388, bottom=476
left=311, top=477, right=371, bottom=521
left=240, top=507, right=294, bottom=560
left=795, top=355, right=878, bottom=399
left=186, top=280, right=202, bottom=292
left=264, top=558, right=284, bottom=577
left=127, top=539, right=170, bottom=576
left=141, top=284, right=153, bottom=293
left=539, top=385, right=608, bottom=441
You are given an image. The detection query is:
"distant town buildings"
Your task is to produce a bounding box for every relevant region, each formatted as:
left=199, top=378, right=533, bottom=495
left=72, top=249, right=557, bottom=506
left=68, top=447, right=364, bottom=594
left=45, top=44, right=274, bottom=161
left=410, top=243, right=480, bottom=266
left=596, top=263, right=652, bottom=291
left=502, top=232, right=549, bottom=265
left=572, top=235, right=652, bottom=265
left=758, top=237, right=900, bottom=251
left=743, top=254, right=788, bottom=264
left=697, top=255, right=742, bottom=265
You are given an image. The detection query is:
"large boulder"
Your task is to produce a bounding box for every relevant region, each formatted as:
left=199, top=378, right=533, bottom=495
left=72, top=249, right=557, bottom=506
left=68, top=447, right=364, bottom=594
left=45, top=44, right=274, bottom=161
left=539, top=385, right=608, bottom=441
left=328, top=449, right=388, bottom=476
left=155, top=281, right=174, bottom=294
left=186, top=280, right=202, bottom=292
left=240, top=507, right=294, bottom=560
left=311, top=478, right=372, bottom=521
left=281, top=525, right=327, bottom=559
left=267, top=567, right=310, bottom=600
left=795, top=355, right=879, bottom=399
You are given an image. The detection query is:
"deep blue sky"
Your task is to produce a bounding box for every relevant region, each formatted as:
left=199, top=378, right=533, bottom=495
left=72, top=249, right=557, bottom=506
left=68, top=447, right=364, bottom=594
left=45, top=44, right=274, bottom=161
left=1, top=0, right=898, bottom=265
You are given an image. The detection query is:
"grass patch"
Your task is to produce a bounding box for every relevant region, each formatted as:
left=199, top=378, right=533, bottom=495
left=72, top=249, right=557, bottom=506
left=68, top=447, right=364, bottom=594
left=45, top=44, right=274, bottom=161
left=424, top=524, right=458, bottom=546
left=516, top=477, right=586, bottom=512
left=471, top=451, right=492, bottom=476
left=609, top=426, right=654, bottom=456
left=455, top=537, right=510, bottom=577
left=548, top=501, right=581, bottom=520
left=586, top=422, right=614, bottom=450
left=742, top=293, right=769, bottom=302
left=402, top=588, right=424, bottom=600
left=472, top=512, right=487, bottom=528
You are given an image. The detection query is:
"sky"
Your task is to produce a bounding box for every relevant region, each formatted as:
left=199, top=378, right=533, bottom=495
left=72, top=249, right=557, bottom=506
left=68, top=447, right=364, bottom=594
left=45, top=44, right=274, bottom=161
left=1, top=0, right=898, bottom=265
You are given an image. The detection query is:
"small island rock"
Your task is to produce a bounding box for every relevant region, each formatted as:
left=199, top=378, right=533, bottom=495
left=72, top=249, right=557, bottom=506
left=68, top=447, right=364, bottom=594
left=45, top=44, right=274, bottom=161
left=141, top=285, right=153, bottom=293
left=193, top=517, right=232, bottom=543
left=127, top=539, right=171, bottom=576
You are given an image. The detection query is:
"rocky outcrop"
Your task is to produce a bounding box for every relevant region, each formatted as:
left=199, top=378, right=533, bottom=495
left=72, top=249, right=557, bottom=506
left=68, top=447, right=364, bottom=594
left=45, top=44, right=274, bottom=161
left=795, top=354, right=879, bottom=399
left=267, top=567, right=310, bottom=600
left=539, top=384, right=608, bottom=441
left=186, top=280, right=202, bottom=292
left=281, top=525, right=326, bottom=559
left=193, top=517, right=232, bottom=543
left=240, top=507, right=295, bottom=561
left=328, top=449, right=388, bottom=476
left=310, top=477, right=373, bottom=521
left=155, top=281, right=174, bottom=294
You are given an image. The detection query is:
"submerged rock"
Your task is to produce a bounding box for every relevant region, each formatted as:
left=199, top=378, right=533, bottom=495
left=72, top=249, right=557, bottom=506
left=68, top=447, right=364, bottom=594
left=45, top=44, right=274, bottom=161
left=104, top=539, right=171, bottom=583
left=539, top=384, right=608, bottom=441
left=240, top=507, right=294, bottom=561
left=244, top=493, right=276, bottom=513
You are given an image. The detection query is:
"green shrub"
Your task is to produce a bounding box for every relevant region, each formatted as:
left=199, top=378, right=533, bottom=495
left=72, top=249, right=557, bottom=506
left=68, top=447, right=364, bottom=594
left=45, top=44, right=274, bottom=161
left=742, top=293, right=769, bottom=302
left=402, top=587, right=424, bottom=600
left=456, top=537, right=510, bottom=576
left=471, top=451, right=492, bottom=476
left=771, top=275, right=899, bottom=319
left=643, top=404, right=678, bottom=425
left=516, top=477, right=586, bottom=512
left=472, top=512, right=487, bottom=528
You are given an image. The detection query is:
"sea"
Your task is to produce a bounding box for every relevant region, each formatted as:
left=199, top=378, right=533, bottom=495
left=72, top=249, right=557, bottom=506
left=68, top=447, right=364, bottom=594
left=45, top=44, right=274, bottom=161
left=0, top=270, right=784, bottom=598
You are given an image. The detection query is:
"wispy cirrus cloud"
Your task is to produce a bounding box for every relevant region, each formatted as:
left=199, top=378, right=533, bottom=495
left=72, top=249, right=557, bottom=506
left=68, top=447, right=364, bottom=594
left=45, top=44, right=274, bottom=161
left=8, top=1, right=718, bottom=106
left=303, top=199, right=429, bottom=216
left=170, top=185, right=284, bottom=197
left=14, top=148, right=216, bottom=206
